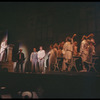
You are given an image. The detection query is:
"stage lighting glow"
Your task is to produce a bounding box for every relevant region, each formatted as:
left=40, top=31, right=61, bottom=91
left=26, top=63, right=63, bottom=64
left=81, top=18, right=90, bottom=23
left=19, top=44, right=29, bottom=59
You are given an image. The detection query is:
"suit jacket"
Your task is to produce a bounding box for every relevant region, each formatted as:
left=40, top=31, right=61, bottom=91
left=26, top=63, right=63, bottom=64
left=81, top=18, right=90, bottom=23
left=17, top=52, right=25, bottom=64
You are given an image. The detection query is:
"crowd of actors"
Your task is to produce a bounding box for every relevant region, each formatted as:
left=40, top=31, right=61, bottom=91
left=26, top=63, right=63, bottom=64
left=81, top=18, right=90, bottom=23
left=18, top=33, right=95, bottom=73
left=0, top=33, right=96, bottom=73
left=47, top=33, right=96, bottom=72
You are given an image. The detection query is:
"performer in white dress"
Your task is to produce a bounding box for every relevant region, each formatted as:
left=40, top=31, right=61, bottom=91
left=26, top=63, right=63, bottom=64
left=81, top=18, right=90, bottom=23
left=0, top=39, right=7, bottom=61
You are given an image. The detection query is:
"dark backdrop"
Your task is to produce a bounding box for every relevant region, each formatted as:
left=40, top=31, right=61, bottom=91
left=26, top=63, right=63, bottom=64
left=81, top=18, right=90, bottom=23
left=0, top=2, right=100, bottom=56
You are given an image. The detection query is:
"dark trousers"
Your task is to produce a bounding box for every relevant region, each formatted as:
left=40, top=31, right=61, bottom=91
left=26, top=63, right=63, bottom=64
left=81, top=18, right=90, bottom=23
left=58, top=59, right=63, bottom=70
left=15, top=62, right=23, bottom=72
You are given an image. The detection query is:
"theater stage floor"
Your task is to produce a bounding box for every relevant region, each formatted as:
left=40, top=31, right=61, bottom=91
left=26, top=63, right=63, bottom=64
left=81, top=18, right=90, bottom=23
left=0, top=71, right=100, bottom=98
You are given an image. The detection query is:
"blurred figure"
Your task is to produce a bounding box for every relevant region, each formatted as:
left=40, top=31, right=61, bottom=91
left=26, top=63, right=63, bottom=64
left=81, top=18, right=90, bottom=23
left=73, top=41, right=78, bottom=56
left=48, top=44, right=54, bottom=71
left=61, top=41, right=65, bottom=45
left=87, top=33, right=95, bottom=55
left=87, top=41, right=95, bottom=63
left=57, top=45, right=62, bottom=58
left=54, top=43, right=58, bottom=49
left=37, top=46, right=45, bottom=73
left=15, top=49, right=25, bottom=73
left=71, top=34, right=77, bottom=56
left=62, top=36, right=73, bottom=71
left=48, top=44, right=58, bottom=71
left=30, top=48, right=38, bottom=73
left=87, top=33, right=95, bottom=45
left=0, top=39, right=7, bottom=62
left=52, top=43, right=58, bottom=71
left=60, top=41, right=65, bottom=49
left=80, top=35, right=89, bottom=71
left=57, top=45, right=63, bottom=71
left=71, top=34, right=76, bottom=44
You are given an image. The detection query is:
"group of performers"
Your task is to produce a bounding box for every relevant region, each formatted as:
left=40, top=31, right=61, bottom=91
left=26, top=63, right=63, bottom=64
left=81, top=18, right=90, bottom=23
left=0, top=33, right=96, bottom=73
left=28, top=33, right=96, bottom=73
left=15, top=46, right=46, bottom=73
left=48, top=33, right=96, bottom=72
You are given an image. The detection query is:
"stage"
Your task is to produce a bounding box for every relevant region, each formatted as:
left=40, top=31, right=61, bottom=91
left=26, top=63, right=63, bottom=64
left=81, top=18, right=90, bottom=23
left=0, top=71, right=100, bottom=98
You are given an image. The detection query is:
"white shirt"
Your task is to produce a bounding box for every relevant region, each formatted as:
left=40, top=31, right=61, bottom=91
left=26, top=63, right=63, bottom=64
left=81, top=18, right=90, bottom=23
left=37, top=50, right=45, bottom=60
left=80, top=40, right=88, bottom=54
left=63, top=42, right=73, bottom=52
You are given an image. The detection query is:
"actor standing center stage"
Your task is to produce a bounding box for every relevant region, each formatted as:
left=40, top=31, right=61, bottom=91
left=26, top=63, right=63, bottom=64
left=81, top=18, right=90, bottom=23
left=37, top=46, right=45, bottom=73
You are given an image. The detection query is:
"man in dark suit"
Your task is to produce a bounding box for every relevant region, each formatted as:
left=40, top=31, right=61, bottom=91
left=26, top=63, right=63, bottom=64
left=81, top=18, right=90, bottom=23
left=15, top=49, right=25, bottom=73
